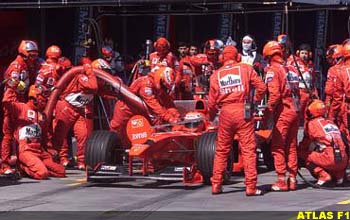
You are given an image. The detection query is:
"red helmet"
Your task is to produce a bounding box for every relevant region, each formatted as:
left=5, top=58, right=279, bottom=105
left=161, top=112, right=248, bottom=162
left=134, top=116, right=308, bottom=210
left=79, top=56, right=92, bottom=65
left=263, top=41, right=283, bottom=58
left=221, top=45, right=238, bottom=63
left=154, top=37, right=170, bottom=56
left=28, top=85, right=49, bottom=110
left=342, top=40, right=350, bottom=59
left=277, top=34, right=288, bottom=46
left=204, top=39, right=221, bottom=55
left=153, top=66, right=175, bottom=90
left=306, top=99, right=326, bottom=119
left=57, top=56, right=72, bottom=76
left=101, top=46, right=114, bottom=62
left=326, top=44, right=343, bottom=65
left=91, top=58, right=112, bottom=72
left=183, top=111, right=206, bottom=132
left=58, top=56, right=72, bottom=69
left=18, top=40, right=39, bottom=59
left=204, top=39, right=221, bottom=63
left=45, top=45, right=62, bottom=60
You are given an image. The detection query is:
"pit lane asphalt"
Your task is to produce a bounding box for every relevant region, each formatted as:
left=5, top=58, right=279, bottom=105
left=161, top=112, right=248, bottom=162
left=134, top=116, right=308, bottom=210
left=0, top=168, right=349, bottom=212
left=0, top=128, right=349, bottom=213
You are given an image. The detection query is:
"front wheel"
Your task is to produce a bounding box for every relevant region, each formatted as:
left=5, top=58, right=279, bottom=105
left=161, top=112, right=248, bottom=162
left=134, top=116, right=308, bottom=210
left=85, top=130, right=122, bottom=168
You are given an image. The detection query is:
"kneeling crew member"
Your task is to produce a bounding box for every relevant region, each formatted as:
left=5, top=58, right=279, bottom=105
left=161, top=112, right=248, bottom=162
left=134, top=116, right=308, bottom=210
left=299, top=99, right=348, bottom=186
left=3, top=85, right=65, bottom=179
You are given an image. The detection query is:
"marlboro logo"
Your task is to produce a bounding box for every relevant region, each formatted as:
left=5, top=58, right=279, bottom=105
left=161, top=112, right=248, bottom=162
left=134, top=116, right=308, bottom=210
left=219, top=74, right=241, bottom=87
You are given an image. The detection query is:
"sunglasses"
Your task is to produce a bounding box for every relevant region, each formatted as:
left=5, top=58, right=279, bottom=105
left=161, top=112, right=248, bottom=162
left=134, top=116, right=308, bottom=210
left=243, top=40, right=252, bottom=44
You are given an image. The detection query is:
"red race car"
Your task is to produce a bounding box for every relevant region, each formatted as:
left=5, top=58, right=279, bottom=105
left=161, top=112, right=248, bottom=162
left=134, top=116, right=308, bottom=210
left=85, top=99, right=273, bottom=185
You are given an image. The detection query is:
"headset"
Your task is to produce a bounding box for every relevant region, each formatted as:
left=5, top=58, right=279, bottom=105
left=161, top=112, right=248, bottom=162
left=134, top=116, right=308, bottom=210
left=242, top=34, right=257, bottom=51
left=296, top=43, right=312, bottom=59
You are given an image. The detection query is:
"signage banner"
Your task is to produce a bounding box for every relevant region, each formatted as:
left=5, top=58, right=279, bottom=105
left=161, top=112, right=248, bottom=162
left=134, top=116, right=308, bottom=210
left=154, top=4, right=170, bottom=39
left=73, top=5, right=90, bottom=64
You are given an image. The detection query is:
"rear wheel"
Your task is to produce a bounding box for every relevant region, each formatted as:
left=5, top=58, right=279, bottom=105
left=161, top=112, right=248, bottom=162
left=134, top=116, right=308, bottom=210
left=196, top=132, right=232, bottom=185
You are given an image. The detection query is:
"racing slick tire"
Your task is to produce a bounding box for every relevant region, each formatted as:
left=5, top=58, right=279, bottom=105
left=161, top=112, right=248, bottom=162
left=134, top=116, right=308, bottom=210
left=85, top=130, right=122, bottom=169
left=196, top=132, right=232, bottom=185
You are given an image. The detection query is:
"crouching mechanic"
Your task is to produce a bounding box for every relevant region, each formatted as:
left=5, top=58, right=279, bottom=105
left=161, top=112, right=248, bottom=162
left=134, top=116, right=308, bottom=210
left=299, top=100, right=348, bottom=186
left=3, top=85, right=65, bottom=179
left=110, top=67, right=180, bottom=148
left=208, top=45, right=267, bottom=196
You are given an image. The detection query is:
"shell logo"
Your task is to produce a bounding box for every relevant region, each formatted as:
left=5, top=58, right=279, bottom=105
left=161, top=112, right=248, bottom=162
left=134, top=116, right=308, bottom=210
left=126, top=115, right=154, bottom=144
left=131, top=118, right=144, bottom=128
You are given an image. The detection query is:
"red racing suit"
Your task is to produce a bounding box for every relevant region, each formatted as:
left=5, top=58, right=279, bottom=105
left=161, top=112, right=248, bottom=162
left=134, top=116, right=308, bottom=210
left=208, top=61, right=266, bottom=191
left=3, top=55, right=32, bottom=103
left=188, top=54, right=221, bottom=99
left=110, top=72, right=180, bottom=148
left=1, top=55, right=34, bottom=172
left=35, top=61, right=61, bottom=90
left=325, top=62, right=343, bottom=122
left=27, top=58, right=42, bottom=82
left=52, top=65, right=98, bottom=165
left=178, top=55, right=195, bottom=100
left=332, top=60, right=350, bottom=138
left=2, top=101, right=65, bottom=179
left=264, top=61, right=300, bottom=179
left=299, top=117, right=347, bottom=180
left=288, top=57, right=317, bottom=121
left=35, top=61, right=64, bottom=155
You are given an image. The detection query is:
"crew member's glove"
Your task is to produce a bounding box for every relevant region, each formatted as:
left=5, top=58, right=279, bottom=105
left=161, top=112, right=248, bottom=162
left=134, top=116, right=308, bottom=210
left=257, top=110, right=264, bottom=117
left=168, top=117, right=179, bottom=124
left=17, top=80, right=26, bottom=92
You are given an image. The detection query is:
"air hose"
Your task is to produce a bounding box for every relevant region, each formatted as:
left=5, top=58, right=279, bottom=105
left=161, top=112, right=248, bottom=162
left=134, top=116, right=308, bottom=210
left=297, top=170, right=350, bottom=191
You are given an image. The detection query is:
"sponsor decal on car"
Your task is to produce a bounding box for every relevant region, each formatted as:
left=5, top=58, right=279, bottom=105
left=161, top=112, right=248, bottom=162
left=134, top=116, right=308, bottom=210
left=127, top=115, right=154, bottom=144
left=132, top=132, right=148, bottom=140
left=100, top=165, right=117, bottom=171
left=131, top=118, right=144, bottom=128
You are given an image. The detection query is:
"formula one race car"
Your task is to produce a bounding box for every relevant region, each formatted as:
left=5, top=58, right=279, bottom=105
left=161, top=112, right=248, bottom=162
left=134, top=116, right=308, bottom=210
left=84, top=99, right=273, bottom=185
left=85, top=99, right=230, bottom=185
